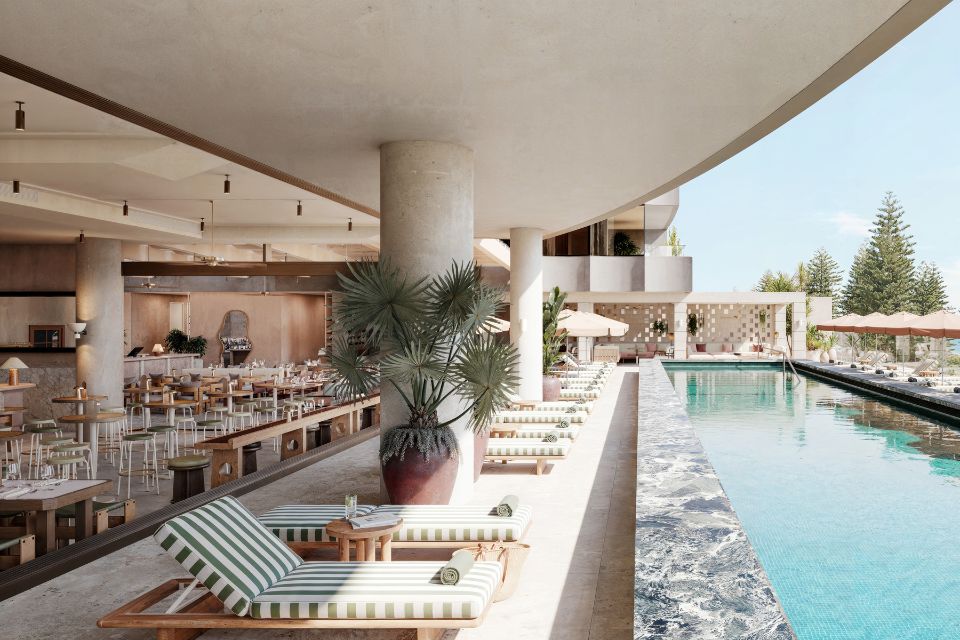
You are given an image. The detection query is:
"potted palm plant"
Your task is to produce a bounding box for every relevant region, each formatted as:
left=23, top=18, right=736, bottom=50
left=542, top=287, right=567, bottom=401
left=329, top=260, right=519, bottom=504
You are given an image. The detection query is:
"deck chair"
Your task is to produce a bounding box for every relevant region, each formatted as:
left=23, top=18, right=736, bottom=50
left=485, top=437, right=570, bottom=475
left=99, top=496, right=505, bottom=640
left=260, top=502, right=533, bottom=550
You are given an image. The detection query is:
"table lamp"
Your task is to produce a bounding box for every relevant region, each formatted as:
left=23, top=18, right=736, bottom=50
left=1, top=357, right=28, bottom=385
left=152, top=343, right=165, bottom=356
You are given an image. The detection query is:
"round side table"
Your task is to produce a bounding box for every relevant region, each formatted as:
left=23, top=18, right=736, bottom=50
left=326, top=517, right=403, bottom=562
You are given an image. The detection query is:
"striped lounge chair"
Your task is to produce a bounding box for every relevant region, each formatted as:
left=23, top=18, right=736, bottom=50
left=508, top=425, right=579, bottom=441
left=510, top=400, right=593, bottom=413
left=99, top=496, right=503, bottom=640
left=485, top=437, right=571, bottom=475
left=493, top=411, right=586, bottom=424
left=260, top=503, right=533, bottom=550
left=560, top=388, right=601, bottom=400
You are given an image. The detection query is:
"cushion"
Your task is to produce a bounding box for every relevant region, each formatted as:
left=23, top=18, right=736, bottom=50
left=494, top=412, right=585, bottom=424
left=645, top=342, right=657, bottom=353
left=486, top=438, right=570, bottom=457
left=371, top=504, right=533, bottom=543
left=259, top=504, right=377, bottom=543
left=154, top=496, right=302, bottom=616
left=695, top=344, right=707, bottom=353
left=559, top=389, right=600, bottom=399
left=190, top=373, right=203, bottom=382
left=249, top=561, right=502, bottom=619
left=722, top=343, right=733, bottom=353
left=509, top=426, right=579, bottom=440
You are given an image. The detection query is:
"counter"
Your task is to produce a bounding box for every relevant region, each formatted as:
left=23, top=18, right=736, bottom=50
left=123, top=353, right=201, bottom=380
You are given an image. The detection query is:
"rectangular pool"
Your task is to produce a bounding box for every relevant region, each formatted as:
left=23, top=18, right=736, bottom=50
left=666, top=364, right=960, bottom=640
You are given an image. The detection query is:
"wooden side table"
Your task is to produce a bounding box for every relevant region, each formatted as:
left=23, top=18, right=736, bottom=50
left=326, top=517, right=403, bottom=562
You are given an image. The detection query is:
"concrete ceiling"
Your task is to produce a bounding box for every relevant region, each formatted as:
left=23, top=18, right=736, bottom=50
left=0, top=0, right=946, bottom=239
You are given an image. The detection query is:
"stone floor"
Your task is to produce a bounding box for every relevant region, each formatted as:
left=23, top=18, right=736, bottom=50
left=2, top=367, right=638, bottom=640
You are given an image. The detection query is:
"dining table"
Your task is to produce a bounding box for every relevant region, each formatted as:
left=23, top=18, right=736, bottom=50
left=51, top=394, right=108, bottom=416
left=253, top=381, right=322, bottom=406
left=205, top=389, right=253, bottom=412
left=0, top=478, right=113, bottom=554
left=143, top=399, right=195, bottom=427
left=57, top=412, right=125, bottom=477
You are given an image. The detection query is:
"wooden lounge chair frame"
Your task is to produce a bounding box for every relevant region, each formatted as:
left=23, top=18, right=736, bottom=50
left=0, top=534, right=35, bottom=569
left=484, top=452, right=568, bottom=475
left=283, top=523, right=533, bottom=553
left=98, top=557, right=515, bottom=640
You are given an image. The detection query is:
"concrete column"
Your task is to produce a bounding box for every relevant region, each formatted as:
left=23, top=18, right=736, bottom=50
left=76, top=238, right=124, bottom=407
left=673, top=302, right=687, bottom=359
left=509, top=228, right=544, bottom=401
left=774, top=305, right=788, bottom=352
left=576, top=302, right=594, bottom=362
left=791, top=302, right=808, bottom=359
left=380, top=141, right=475, bottom=502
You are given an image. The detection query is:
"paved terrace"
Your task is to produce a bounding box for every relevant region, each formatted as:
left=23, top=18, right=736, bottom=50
left=3, top=368, right=638, bottom=640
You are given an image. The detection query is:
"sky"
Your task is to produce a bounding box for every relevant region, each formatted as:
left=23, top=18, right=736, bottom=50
left=679, top=2, right=959, bottom=309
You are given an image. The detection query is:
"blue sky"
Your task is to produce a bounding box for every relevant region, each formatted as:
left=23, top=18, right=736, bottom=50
left=680, top=2, right=959, bottom=309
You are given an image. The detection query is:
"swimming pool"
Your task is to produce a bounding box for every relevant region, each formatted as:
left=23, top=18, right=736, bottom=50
left=666, top=364, right=960, bottom=640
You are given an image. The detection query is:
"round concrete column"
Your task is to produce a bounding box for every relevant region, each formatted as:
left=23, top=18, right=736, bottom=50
left=76, top=238, right=124, bottom=407
left=509, top=227, right=544, bottom=401
left=379, top=141, right=475, bottom=502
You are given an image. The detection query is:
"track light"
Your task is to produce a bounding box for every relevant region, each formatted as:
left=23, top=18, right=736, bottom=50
left=348, top=217, right=353, bottom=231
left=14, top=101, right=24, bottom=131
left=12, top=180, right=19, bottom=194
left=223, top=174, right=231, bottom=194
left=122, top=200, right=129, bottom=216
left=297, top=200, right=302, bottom=216
left=200, top=217, right=205, bottom=232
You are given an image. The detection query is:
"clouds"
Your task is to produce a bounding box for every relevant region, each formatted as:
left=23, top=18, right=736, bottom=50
left=827, top=211, right=872, bottom=238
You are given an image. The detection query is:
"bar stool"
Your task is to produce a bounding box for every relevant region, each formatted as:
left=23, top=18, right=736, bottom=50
left=254, top=403, right=278, bottom=425
left=195, top=419, right=224, bottom=440
left=167, top=455, right=210, bottom=503
left=0, top=429, right=24, bottom=470
left=204, top=404, right=228, bottom=423
left=146, top=425, right=179, bottom=477
left=127, top=402, right=149, bottom=430
left=226, top=411, right=253, bottom=433
left=119, top=432, right=159, bottom=498
left=100, top=407, right=128, bottom=464
left=49, top=442, right=92, bottom=479
left=25, top=424, right=64, bottom=478
left=173, top=407, right=197, bottom=448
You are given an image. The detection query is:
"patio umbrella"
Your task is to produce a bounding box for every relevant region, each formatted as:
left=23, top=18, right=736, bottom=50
left=817, top=313, right=863, bottom=332
left=870, top=312, right=920, bottom=336
left=906, top=310, right=960, bottom=339
left=849, top=312, right=892, bottom=333
left=557, top=309, right=629, bottom=337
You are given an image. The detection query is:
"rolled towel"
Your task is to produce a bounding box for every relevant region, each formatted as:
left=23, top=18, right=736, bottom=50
left=556, top=419, right=570, bottom=429
left=440, top=549, right=475, bottom=585
left=496, top=494, right=519, bottom=517
left=908, top=377, right=918, bottom=383
left=875, top=369, right=884, bottom=375
left=850, top=364, right=858, bottom=369
left=954, top=387, right=960, bottom=394
left=542, top=432, right=559, bottom=443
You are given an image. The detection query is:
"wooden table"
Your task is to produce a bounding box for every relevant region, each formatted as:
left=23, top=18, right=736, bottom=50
left=252, top=382, right=320, bottom=406
left=58, top=412, right=125, bottom=477
left=326, top=517, right=402, bottom=562
left=143, top=399, right=195, bottom=428
left=205, top=390, right=253, bottom=412
left=0, top=478, right=113, bottom=554
left=490, top=424, right=519, bottom=438
left=0, top=429, right=23, bottom=461
left=51, top=394, right=108, bottom=415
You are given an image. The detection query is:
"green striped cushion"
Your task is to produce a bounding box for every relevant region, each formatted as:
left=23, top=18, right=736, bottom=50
left=515, top=401, right=591, bottom=413
left=371, top=504, right=533, bottom=542
left=559, top=389, right=600, bottom=399
left=154, top=496, right=302, bottom=616
left=494, top=411, right=585, bottom=424
left=562, top=380, right=603, bottom=388
left=511, top=426, right=578, bottom=440
left=249, top=561, right=501, bottom=619
left=486, top=438, right=570, bottom=457
left=258, top=504, right=377, bottom=542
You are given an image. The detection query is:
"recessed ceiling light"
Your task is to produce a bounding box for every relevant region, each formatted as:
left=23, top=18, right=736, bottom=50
left=14, top=101, right=24, bottom=131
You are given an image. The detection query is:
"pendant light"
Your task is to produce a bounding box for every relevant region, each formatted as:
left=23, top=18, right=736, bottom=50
left=14, top=101, right=25, bottom=131
left=122, top=200, right=129, bottom=216
left=78, top=230, right=85, bottom=243
left=200, top=217, right=205, bottom=232
left=223, top=174, right=231, bottom=194
left=296, top=200, right=302, bottom=216
left=347, top=217, right=353, bottom=231
left=12, top=180, right=19, bottom=194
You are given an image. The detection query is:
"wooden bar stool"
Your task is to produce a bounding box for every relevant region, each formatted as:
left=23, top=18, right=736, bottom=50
left=167, top=455, right=210, bottom=503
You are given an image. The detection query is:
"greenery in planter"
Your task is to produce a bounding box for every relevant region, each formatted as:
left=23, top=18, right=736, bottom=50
left=543, top=287, right=568, bottom=374
left=652, top=319, right=668, bottom=336
left=164, top=329, right=207, bottom=357
left=613, top=231, right=641, bottom=256
left=185, top=335, right=208, bottom=358
left=686, top=313, right=700, bottom=337
left=329, top=260, right=519, bottom=464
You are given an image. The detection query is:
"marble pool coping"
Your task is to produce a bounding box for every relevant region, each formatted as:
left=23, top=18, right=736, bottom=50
left=634, top=359, right=795, bottom=639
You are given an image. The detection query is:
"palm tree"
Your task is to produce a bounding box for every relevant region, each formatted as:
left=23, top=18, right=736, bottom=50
left=329, top=260, right=519, bottom=464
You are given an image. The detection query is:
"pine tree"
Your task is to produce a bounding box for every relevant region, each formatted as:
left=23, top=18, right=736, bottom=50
left=806, top=248, right=843, bottom=298
left=756, top=270, right=796, bottom=292
left=913, top=261, right=948, bottom=315
left=841, top=192, right=917, bottom=314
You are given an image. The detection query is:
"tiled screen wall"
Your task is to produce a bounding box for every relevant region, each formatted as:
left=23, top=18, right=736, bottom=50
left=590, top=302, right=777, bottom=345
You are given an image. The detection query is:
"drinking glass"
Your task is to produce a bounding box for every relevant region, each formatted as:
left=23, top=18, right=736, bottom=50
left=345, top=494, right=358, bottom=519
left=6, top=463, right=20, bottom=488
left=40, top=464, right=55, bottom=487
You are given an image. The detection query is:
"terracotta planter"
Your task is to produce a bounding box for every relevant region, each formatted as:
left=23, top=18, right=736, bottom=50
left=474, top=430, right=490, bottom=482
left=382, top=449, right=458, bottom=504
left=542, top=376, right=562, bottom=402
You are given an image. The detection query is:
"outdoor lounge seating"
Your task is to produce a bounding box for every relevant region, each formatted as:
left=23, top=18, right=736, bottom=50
left=485, top=438, right=571, bottom=475
left=98, top=496, right=505, bottom=640
left=506, top=425, right=579, bottom=440
left=493, top=411, right=585, bottom=424
left=260, top=502, right=533, bottom=548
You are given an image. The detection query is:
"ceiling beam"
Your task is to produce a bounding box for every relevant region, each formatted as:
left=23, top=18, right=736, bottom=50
left=121, top=261, right=352, bottom=277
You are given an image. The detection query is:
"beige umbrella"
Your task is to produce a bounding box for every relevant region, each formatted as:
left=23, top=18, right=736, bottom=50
left=817, top=313, right=863, bottom=332
left=557, top=309, right=629, bottom=337
left=485, top=317, right=510, bottom=334
left=871, top=311, right=920, bottom=336
left=849, top=312, right=892, bottom=333
left=907, top=310, right=960, bottom=339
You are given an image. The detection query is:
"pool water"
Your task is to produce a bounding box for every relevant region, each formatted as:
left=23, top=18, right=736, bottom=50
left=667, top=366, right=960, bottom=640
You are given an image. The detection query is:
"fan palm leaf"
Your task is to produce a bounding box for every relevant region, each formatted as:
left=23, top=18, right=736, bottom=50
left=335, top=260, right=429, bottom=347
left=450, top=334, right=520, bottom=433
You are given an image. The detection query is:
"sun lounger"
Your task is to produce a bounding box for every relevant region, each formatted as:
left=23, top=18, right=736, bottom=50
left=261, top=502, right=533, bottom=551
left=485, top=437, right=570, bottom=475
left=493, top=411, right=585, bottom=424
left=508, top=425, right=579, bottom=440
left=99, top=496, right=505, bottom=640
left=509, top=400, right=593, bottom=413
left=560, top=388, right=600, bottom=399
